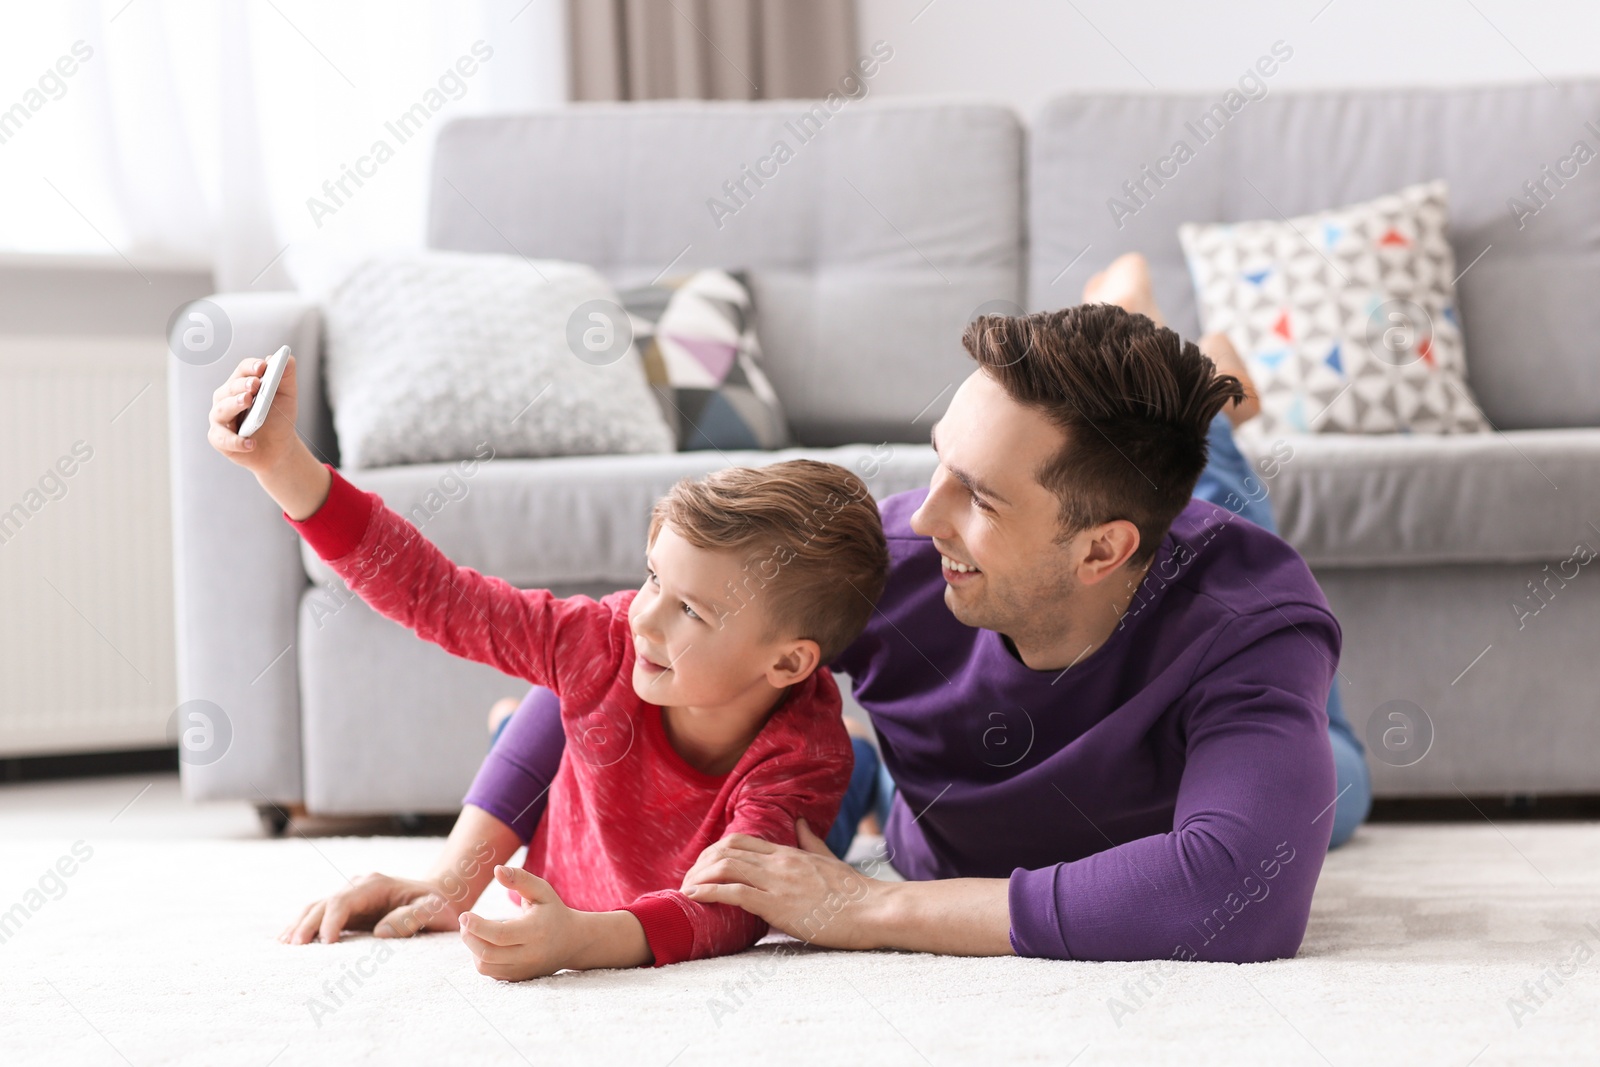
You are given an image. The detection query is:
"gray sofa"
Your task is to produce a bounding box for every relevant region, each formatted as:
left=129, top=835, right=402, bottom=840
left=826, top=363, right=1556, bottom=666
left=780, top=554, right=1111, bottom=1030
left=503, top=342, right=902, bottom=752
left=1032, top=83, right=1600, bottom=799
left=169, top=88, right=1600, bottom=823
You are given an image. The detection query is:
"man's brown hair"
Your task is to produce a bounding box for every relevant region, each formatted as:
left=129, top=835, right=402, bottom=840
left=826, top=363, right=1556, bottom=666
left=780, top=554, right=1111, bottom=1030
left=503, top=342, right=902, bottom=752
left=648, top=459, right=888, bottom=662
left=963, top=304, right=1245, bottom=567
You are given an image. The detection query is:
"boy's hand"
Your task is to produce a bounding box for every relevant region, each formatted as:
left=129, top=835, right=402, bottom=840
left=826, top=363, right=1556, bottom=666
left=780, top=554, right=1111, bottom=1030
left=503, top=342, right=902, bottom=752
left=207, top=351, right=331, bottom=519
left=279, top=871, right=470, bottom=946
left=208, top=352, right=300, bottom=475
left=458, top=866, right=587, bottom=981
left=459, top=866, right=654, bottom=979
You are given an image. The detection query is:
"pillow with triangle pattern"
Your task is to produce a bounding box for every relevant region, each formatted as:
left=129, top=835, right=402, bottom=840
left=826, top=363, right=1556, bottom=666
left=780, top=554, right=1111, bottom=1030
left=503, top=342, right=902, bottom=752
left=619, top=269, right=793, bottom=451
left=1178, top=179, right=1491, bottom=438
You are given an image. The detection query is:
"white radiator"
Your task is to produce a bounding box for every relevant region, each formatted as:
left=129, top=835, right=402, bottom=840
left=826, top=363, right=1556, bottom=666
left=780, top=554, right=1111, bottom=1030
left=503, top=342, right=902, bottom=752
left=0, top=336, right=176, bottom=755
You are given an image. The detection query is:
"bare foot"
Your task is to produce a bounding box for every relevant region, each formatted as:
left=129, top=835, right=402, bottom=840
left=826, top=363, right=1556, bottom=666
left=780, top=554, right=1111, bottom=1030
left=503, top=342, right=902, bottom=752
left=1200, top=332, right=1262, bottom=427
left=487, top=696, right=518, bottom=737
left=1081, top=252, right=1167, bottom=328
left=843, top=716, right=875, bottom=741
left=1083, top=253, right=1258, bottom=426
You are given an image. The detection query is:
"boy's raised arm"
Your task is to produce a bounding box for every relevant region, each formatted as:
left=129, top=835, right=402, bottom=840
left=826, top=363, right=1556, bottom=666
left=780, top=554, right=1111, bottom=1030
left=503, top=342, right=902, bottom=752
left=284, top=458, right=615, bottom=695
left=259, top=430, right=335, bottom=522
left=206, top=354, right=613, bottom=695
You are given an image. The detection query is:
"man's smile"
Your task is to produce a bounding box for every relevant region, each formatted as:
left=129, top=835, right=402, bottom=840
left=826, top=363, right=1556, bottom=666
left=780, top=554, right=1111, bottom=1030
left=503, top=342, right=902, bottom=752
left=940, top=552, right=983, bottom=585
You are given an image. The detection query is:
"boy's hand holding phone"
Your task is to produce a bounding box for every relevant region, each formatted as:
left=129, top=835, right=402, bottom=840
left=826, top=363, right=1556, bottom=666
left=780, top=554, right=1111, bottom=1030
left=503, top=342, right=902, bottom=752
left=210, top=350, right=294, bottom=470
left=207, top=349, right=331, bottom=521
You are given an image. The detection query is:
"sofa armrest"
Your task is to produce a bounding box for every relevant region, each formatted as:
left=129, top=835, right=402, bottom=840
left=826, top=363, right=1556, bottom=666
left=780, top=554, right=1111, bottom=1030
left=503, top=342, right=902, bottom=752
left=166, top=292, right=332, bottom=805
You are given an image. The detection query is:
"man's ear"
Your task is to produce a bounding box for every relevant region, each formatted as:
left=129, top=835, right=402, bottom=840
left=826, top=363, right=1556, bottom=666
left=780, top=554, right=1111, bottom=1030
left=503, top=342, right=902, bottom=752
left=765, top=639, right=822, bottom=687
left=1075, top=519, right=1142, bottom=586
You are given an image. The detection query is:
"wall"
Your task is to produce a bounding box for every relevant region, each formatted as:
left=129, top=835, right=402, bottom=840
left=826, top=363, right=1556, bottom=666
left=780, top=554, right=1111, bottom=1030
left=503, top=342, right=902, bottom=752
left=856, top=0, right=1600, bottom=120
left=0, top=259, right=212, bottom=756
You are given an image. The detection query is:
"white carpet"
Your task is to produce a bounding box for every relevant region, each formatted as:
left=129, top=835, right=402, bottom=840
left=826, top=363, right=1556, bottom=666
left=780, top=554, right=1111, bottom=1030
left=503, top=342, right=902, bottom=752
left=4, top=823, right=1599, bottom=1065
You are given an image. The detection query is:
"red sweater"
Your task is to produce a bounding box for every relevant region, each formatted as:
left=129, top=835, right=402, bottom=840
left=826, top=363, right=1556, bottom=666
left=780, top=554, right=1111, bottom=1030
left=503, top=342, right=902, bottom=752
left=285, top=465, right=853, bottom=966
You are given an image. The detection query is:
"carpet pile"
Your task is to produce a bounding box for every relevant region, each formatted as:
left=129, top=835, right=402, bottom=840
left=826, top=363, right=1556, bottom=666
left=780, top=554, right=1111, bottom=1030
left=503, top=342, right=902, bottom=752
left=4, top=823, right=1597, bottom=1064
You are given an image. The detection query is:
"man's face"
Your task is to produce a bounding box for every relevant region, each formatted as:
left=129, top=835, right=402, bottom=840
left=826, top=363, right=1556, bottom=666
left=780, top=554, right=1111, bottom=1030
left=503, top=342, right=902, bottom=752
left=909, top=370, right=1081, bottom=635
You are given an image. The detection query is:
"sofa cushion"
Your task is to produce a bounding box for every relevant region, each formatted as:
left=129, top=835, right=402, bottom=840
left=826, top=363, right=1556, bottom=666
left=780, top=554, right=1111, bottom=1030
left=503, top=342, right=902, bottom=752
left=427, top=102, right=1024, bottom=445
left=1237, top=429, right=1600, bottom=567
left=299, top=444, right=938, bottom=590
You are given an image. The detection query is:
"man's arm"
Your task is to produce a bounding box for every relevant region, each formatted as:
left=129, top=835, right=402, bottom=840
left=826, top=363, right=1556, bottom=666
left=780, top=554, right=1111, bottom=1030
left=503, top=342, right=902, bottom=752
left=1008, top=616, right=1336, bottom=963
left=423, top=803, right=527, bottom=906
left=680, top=819, right=1013, bottom=955
left=462, top=685, right=567, bottom=842
left=872, top=878, right=1012, bottom=955
left=686, top=611, right=1338, bottom=964
left=285, top=801, right=525, bottom=945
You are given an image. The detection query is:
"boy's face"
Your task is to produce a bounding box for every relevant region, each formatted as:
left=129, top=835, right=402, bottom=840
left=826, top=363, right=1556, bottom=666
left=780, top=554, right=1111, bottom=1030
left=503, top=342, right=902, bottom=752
left=627, top=524, right=815, bottom=708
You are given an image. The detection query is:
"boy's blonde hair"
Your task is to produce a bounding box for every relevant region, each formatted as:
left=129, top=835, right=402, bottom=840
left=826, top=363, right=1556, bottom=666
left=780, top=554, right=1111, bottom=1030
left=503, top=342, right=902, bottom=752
left=647, top=460, right=889, bottom=662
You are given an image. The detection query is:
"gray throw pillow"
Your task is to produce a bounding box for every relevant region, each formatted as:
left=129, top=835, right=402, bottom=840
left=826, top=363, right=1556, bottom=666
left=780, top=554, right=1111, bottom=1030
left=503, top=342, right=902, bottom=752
left=321, top=250, right=675, bottom=470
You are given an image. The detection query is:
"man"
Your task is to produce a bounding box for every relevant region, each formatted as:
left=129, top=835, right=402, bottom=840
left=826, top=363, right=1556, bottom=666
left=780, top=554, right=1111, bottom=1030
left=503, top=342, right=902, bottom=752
left=294, top=257, right=1369, bottom=964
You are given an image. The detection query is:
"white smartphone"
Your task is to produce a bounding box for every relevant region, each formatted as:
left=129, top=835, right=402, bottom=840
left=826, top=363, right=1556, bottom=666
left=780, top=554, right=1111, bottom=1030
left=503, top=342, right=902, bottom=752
left=239, top=346, right=289, bottom=438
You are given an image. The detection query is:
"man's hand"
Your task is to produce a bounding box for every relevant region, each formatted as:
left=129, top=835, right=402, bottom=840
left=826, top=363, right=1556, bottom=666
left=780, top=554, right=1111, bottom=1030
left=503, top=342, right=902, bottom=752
left=279, top=805, right=517, bottom=947
left=683, top=819, right=1016, bottom=957
left=680, top=818, right=889, bottom=950
left=278, top=871, right=471, bottom=946
left=458, top=866, right=653, bottom=981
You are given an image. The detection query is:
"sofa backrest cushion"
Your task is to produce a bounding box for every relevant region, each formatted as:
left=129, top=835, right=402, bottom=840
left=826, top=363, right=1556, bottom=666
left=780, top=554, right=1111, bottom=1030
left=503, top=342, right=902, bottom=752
left=1030, top=82, right=1600, bottom=430
left=428, top=101, right=1025, bottom=446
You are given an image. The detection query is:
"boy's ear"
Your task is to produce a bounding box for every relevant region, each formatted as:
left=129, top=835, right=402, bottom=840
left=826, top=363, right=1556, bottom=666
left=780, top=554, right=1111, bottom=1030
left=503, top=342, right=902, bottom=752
left=765, top=639, right=822, bottom=688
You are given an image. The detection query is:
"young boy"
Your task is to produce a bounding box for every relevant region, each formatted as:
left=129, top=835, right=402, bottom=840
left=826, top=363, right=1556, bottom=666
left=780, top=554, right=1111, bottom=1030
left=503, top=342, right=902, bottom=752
left=209, top=353, right=887, bottom=977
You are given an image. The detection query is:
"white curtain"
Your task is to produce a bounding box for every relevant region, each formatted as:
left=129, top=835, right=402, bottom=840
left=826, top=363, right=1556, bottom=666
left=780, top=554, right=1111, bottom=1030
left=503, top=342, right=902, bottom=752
left=0, top=0, right=568, bottom=290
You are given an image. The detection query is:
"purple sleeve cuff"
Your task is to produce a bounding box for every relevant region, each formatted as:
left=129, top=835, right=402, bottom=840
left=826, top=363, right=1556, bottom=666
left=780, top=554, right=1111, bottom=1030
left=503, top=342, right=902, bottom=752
left=1008, top=864, right=1074, bottom=960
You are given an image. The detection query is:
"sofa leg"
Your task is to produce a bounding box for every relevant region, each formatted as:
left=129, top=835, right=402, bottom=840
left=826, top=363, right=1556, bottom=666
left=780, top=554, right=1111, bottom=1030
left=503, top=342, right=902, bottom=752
left=256, top=803, right=293, bottom=837
left=1505, top=794, right=1537, bottom=817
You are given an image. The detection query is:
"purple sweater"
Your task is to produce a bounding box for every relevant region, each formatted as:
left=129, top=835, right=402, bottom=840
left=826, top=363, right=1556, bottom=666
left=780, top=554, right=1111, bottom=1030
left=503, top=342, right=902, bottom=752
left=465, top=489, right=1340, bottom=964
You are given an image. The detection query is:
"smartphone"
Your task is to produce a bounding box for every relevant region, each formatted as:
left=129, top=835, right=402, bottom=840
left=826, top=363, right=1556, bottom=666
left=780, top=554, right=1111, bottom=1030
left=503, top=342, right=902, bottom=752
left=239, top=346, right=289, bottom=438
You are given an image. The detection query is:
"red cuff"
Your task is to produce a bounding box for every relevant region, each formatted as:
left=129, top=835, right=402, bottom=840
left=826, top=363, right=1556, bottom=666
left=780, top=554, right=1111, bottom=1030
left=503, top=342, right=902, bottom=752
left=620, top=894, right=696, bottom=967
left=283, top=463, right=374, bottom=561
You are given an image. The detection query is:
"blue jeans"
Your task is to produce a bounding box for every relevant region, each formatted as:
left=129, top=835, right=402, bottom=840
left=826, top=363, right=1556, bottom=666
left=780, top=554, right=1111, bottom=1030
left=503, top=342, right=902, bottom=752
left=827, top=414, right=1372, bottom=856
left=825, top=737, right=896, bottom=859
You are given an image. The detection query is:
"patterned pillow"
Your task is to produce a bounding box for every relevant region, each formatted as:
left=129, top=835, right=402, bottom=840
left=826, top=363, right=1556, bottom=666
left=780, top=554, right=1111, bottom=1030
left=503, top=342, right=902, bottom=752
left=1179, top=180, right=1491, bottom=438
left=619, top=270, right=792, bottom=451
